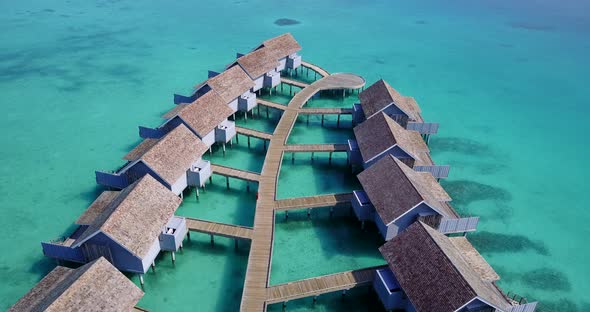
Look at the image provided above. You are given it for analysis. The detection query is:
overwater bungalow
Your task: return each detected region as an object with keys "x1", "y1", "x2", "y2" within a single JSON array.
[
  {"x1": 228, "y1": 46, "x2": 281, "y2": 92},
  {"x1": 374, "y1": 221, "x2": 537, "y2": 312},
  {"x1": 174, "y1": 65, "x2": 257, "y2": 115},
  {"x1": 159, "y1": 90, "x2": 236, "y2": 149},
  {"x1": 96, "y1": 123, "x2": 210, "y2": 195},
  {"x1": 255, "y1": 33, "x2": 302, "y2": 73},
  {"x1": 353, "y1": 155, "x2": 477, "y2": 240},
  {"x1": 348, "y1": 112, "x2": 450, "y2": 178},
  {"x1": 352, "y1": 79, "x2": 439, "y2": 139},
  {"x1": 9, "y1": 257, "x2": 143, "y2": 312},
  {"x1": 41, "y1": 175, "x2": 187, "y2": 282}
]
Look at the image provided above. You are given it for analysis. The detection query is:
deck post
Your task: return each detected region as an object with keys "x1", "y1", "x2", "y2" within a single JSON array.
[
  {"x1": 321, "y1": 114, "x2": 324, "y2": 126},
  {"x1": 337, "y1": 114, "x2": 341, "y2": 128},
  {"x1": 311, "y1": 152, "x2": 314, "y2": 161},
  {"x1": 291, "y1": 152, "x2": 295, "y2": 163},
  {"x1": 329, "y1": 152, "x2": 333, "y2": 165},
  {"x1": 313, "y1": 295, "x2": 318, "y2": 304},
  {"x1": 209, "y1": 176, "x2": 212, "y2": 183},
  {"x1": 180, "y1": 191, "x2": 184, "y2": 200},
  {"x1": 226, "y1": 176, "x2": 230, "y2": 189},
  {"x1": 307, "y1": 208, "x2": 311, "y2": 218},
  {"x1": 235, "y1": 239, "x2": 238, "y2": 250},
  {"x1": 210, "y1": 234, "x2": 214, "y2": 246},
  {"x1": 151, "y1": 261, "x2": 156, "y2": 273},
  {"x1": 342, "y1": 289, "x2": 347, "y2": 297},
  {"x1": 222, "y1": 143, "x2": 226, "y2": 156},
  {"x1": 196, "y1": 187, "x2": 199, "y2": 199},
  {"x1": 330, "y1": 207, "x2": 334, "y2": 218},
  {"x1": 307, "y1": 114, "x2": 310, "y2": 126},
  {"x1": 285, "y1": 210, "x2": 289, "y2": 219},
  {"x1": 290, "y1": 84, "x2": 292, "y2": 95},
  {"x1": 172, "y1": 251, "x2": 176, "y2": 264},
  {"x1": 266, "y1": 106, "x2": 269, "y2": 118},
  {"x1": 248, "y1": 136, "x2": 251, "y2": 148},
  {"x1": 230, "y1": 139, "x2": 233, "y2": 149},
  {"x1": 236, "y1": 134, "x2": 239, "y2": 144},
  {"x1": 139, "y1": 274, "x2": 144, "y2": 286},
  {"x1": 244, "y1": 111, "x2": 248, "y2": 121},
  {"x1": 187, "y1": 231, "x2": 191, "y2": 241},
  {"x1": 209, "y1": 146, "x2": 212, "y2": 155},
  {"x1": 247, "y1": 182, "x2": 250, "y2": 192},
  {"x1": 257, "y1": 104, "x2": 260, "y2": 116}
]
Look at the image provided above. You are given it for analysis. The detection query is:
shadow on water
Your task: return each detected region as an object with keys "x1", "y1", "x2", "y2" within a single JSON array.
[{"x1": 441, "y1": 179, "x2": 513, "y2": 222}]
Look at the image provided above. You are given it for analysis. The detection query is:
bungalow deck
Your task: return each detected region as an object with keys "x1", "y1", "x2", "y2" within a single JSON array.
[
  {"x1": 236, "y1": 126, "x2": 273, "y2": 141},
  {"x1": 240, "y1": 69, "x2": 366, "y2": 311},
  {"x1": 301, "y1": 61, "x2": 330, "y2": 78},
  {"x1": 283, "y1": 143, "x2": 348, "y2": 153},
  {"x1": 256, "y1": 99, "x2": 287, "y2": 111},
  {"x1": 298, "y1": 107, "x2": 353, "y2": 115},
  {"x1": 265, "y1": 265, "x2": 387, "y2": 305}
]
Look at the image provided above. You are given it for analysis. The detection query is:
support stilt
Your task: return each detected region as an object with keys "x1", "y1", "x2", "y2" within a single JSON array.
[
  {"x1": 172, "y1": 251, "x2": 176, "y2": 264},
  {"x1": 234, "y1": 239, "x2": 238, "y2": 250},
  {"x1": 226, "y1": 176, "x2": 229, "y2": 189},
  {"x1": 139, "y1": 274, "x2": 144, "y2": 286},
  {"x1": 337, "y1": 114, "x2": 341, "y2": 128},
  {"x1": 247, "y1": 136, "x2": 251, "y2": 148},
  {"x1": 210, "y1": 234, "x2": 214, "y2": 246},
  {"x1": 321, "y1": 114, "x2": 324, "y2": 126},
  {"x1": 329, "y1": 152, "x2": 333, "y2": 165},
  {"x1": 285, "y1": 211, "x2": 289, "y2": 219}
]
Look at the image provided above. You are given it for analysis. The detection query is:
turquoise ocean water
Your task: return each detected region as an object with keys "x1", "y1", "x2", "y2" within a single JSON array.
[{"x1": 1, "y1": 0, "x2": 589, "y2": 311}]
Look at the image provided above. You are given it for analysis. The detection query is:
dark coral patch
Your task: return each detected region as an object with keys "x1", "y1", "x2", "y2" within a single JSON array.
[
  {"x1": 521, "y1": 268, "x2": 571, "y2": 291},
  {"x1": 469, "y1": 231, "x2": 549, "y2": 255},
  {"x1": 429, "y1": 137, "x2": 492, "y2": 157},
  {"x1": 274, "y1": 18, "x2": 301, "y2": 26}
]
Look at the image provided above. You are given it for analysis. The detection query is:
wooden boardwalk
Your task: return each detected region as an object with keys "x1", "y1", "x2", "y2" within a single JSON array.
[
  {"x1": 184, "y1": 217, "x2": 254, "y2": 240},
  {"x1": 298, "y1": 108, "x2": 353, "y2": 115},
  {"x1": 211, "y1": 164, "x2": 261, "y2": 182},
  {"x1": 265, "y1": 265, "x2": 386, "y2": 304},
  {"x1": 301, "y1": 61, "x2": 330, "y2": 78},
  {"x1": 284, "y1": 144, "x2": 348, "y2": 153},
  {"x1": 240, "y1": 72, "x2": 365, "y2": 311},
  {"x1": 274, "y1": 193, "x2": 353, "y2": 211},
  {"x1": 280, "y1": 77, "x2": 309, "y2": 89},
  {"x1": 256, "y1": 99, "x2": 287, "y2": 111},
  {"x1": 236, "y1": 126, "x2": 273, "y2": 141}
]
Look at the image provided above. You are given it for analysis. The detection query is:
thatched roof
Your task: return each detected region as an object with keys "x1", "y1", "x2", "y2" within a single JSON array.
[
  {"x1": 261, "y1": 33, "x2": 302, "y2": 58},
  {"x1": 73, "y1": 175, "x2": 181, "y2": 259},
  {"x1": 379, "y1": 222, "x2": 511, "y2": 312},
  {"x1": 359, "y1": 79, "x2": 422, "y2": 121},
  {"x1": 353, "y1": 113, "x2": 432, "y2": 166},
  {"x1": 233, "y1": 47, "x2": 280, "y2": 79},
  {"x1": 123, "y1": 124, "x2": 208, "y2": 185},
  {"x1": 163, "y1": 91, "x2": 233, "y2": 137},
  {"x1": 357, "y1": 155, "x2": 456, "y2": 224},
  {"x1": 9, "y1": 257, "x2": 143, "y2": 312},
  {"x1": 207, "y1": 66, "x2": 254, "y2": 103},
  {"x1": 76, "y1": 191, "x2": 120, "y2": 225}
]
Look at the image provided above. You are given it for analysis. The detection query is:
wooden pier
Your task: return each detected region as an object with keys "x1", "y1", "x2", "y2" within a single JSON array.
[
  {"x1": 240, "y1": 72, "x2": 366, "y2": 311},
  {"x1": 301, "y1": 61, "x2": 330, "y2": 78},
  {"x1": 274, "y1": 193, "x2": 353, "y2": 211},
  {"x1": 280, "y1": 77, "x2": 309, "y2": 89},
  {"x1": 265, "y1": 265, "x2": 386, "y2": 305},
  {"x1": 185, "y1": 217, "x2": 254, "y2": 240},
  {"x1": 298, "y1": 108, "x2": 353, "y2": 115},
  {"x1": 256, "y1": 99, "x2": 287, "y2": 111},
  {"x1": 236, "y1": 126, "x2": 273, "y2": 141},
  {"x1": 211, "y1": 164, "x2": 261, "y2": 183},
  {"x1": 284, "y1": 144, "x2": 348, "y2": 153}
]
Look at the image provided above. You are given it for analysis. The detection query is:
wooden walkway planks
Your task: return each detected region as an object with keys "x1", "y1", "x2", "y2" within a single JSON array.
[
  {"x1": 257, "y1": 99, "x2": 287, "y2": 111},
  {"x1": 274, "y1": 193, "x2": 353, "y2": 211},
  {"x1": 298, "y1": 108, "x2": 353, "y2": 115},
  {"x1": 265, "y1": 265, "x2": 387, "y2": 304},
  {"x1": 280, "y1": 77, "x2": 309, "y2": 89},
  {"x1": 240, "y1": 73, "x2": 366, "y2": 312},
  {"x1": 236, "y1": 126, "x2": 273, "y2": 141},
  {"x1": 283, "y1": 144, "x2": 348, "y2": 153},
  {"x1": 184, "y1": 217, "x2": 254, "y2": 240},
  {"x1": 301, "y1": 61, "x2": 330, "y2": 78},
  {"x1": 211, "y1": 164, "x2": 261, "y2": 182}
]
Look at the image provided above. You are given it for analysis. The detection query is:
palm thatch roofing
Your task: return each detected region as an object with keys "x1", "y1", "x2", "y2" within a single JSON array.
[
  {"x1": 260, "y1": 33, "x2": 302, "y2": 59},
  {"x1": 233, "y1": 46, "x2": 280, "y2": 79},
  {"x1": 379, "y1": 222, "x2": 511, "y2": 312},
  {"x1": 353, "y1": 112, "x2": 432, "y2": 166},
  {"x1": 162, "y1": 91, "x2": 234, "y2": 137},
  {"x1": 357, "y1": 155, "x2": 456, "y2": 224},
  {"x1": 123, "y1": 124, "x2": 208, "y2": 185},
  {"x1": 73, "y1": 175, "x2": 181, "y2": 259},
  {"x1": 75, "y1": 191, "x2": 120, "y2": 225},
  {"x1": 359, "y1": 79, "x2": 423, "y2": 122},
  {"x1": 9, "y1": 257, "x2": 143, "y2": 312},
  {"x1": 207, "y1": 66, "x2": 254, "y2": 103}
]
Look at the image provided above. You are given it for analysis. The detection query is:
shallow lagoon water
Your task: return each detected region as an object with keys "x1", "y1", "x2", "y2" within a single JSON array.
[{"x1": 1, "y1": 0, "x2": 589, "y2": 311}]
